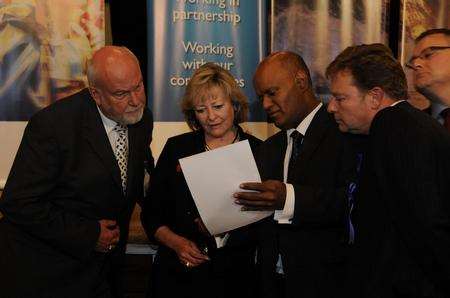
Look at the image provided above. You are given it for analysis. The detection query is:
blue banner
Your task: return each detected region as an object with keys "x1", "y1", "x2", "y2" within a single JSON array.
[{"x1": 148, "y1": 0, "x2": 267, "y2": 121}]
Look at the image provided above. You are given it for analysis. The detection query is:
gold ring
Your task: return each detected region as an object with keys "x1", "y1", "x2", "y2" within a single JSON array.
[{"x1": 185, "y1": 262, "x2": 191, "y2": 267}]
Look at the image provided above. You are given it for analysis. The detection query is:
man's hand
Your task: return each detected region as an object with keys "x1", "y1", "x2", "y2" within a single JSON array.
[
  {"x1": 95, "y1": 219, "x2": 120, "y2": 253},
  {"x1": 234, "y1": 180, "x2": 286, "y2": 211}
]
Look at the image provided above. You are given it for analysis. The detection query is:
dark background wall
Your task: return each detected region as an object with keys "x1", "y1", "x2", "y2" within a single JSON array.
[{"x1": 109, "y1": 1, "x2": 149, "y2": 91}]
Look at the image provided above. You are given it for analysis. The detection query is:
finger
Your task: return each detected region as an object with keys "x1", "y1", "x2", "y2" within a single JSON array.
[
  {"x1": 239, "y1": 182, "x2": 266, "y2": 191},
  {"x1": 190, "y1": 258, "x2": 207, "y2": 267},
  {"x1": 185, "y1": 254, "x2": 208, "y2": 266},
  {"x1": 237, "y1": 199, "x2": 275, "y2": 207},
  {"x1": 234, "y1": 190, "x2": 277, "y2": 206},
  {"x1": 180, "y1": 250, "x2": 208, "y2": 265},
  {"x1": 180, "y1": 257, "x2": 206, "y2": 267},
  {"x1": 234, "y1": 191, "x2": 265, "y2": 201},
  {"x1": 188, "y1": 246, "x2": 210, "y2": 260},
  {"x1": 187, "y1": 242, "x2": 210, "y2": 260},
  {"x1": 241, "y1": 205, "x2": 276, "y2": 211}
]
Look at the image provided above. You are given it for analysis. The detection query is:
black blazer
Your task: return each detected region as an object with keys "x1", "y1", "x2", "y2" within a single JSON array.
[
  {"x1": 256, "y1": 104, "x2": 356, "y2": 298},
  {"x1": 0, "y1": 89, "x2": 153, "y2": 298},
  {"x1": 140, "y1": 127, "x2": 261, "y2": 298},
  {"x1": 350, "y1": 101, "x2": 450, "y2": 298}
]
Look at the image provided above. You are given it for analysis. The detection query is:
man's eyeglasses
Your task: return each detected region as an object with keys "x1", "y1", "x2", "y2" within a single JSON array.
[{"x1": 406, "y1": 46, "x2": 450, "y2": 69}]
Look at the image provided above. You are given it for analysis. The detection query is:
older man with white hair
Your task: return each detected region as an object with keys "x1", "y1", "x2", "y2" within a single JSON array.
[{"x1": 0, "y1": 46, "x2": 153, "y2": 298}]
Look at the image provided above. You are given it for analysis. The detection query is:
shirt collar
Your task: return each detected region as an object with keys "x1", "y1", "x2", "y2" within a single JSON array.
[
  {"x1": 287, "y1": 102, "x2": 323, "y2": 137},
  {"x1": 390, "y1": 100, "x2": 405, "y2": 107},
  {"x1": 97, "y1": 105, "x2": 119, "y2": 134}
]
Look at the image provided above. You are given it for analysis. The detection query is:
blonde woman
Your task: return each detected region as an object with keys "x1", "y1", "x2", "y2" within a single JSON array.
[{"x1": 141, "y1": 63, "x2": 261, "y2": 298}]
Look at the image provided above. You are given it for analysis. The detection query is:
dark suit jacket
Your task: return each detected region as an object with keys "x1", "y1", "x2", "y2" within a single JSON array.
[
  {"x1": 350, "y1": 101, "x2": 450, "y2": 298},
  {"x1": 256, "y1": 104, "x2": 356, "y2": 298},
  {"x1": 0, "y1": 89, "x2": 153, "y2": 298},
  {"x1": 141, "y1": 127, "x2": 262, "y2": 298}
]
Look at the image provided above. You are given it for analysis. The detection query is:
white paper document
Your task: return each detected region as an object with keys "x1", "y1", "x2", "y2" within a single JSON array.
[{"x1": 179, "y1": 140, "x2": 273, "y2": 235}]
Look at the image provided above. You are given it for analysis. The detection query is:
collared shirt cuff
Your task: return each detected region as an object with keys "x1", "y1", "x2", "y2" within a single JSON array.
[{"x1": 274, "y1": 183, "x2": 295, "y2": 224}]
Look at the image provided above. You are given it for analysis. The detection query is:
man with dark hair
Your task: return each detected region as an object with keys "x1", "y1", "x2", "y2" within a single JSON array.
[
  {"x1": 407, "y1": 28, "x2": 450, "y2": 132},
  {"x1": 327, "y1": 43, "x2": 450, "y2": 298},
  {"x1": 234, "y1": 51, "x2": 355, "y2": 298},
  {"x1": 0, "y1": 46, "x2": 153, "y2": 298}
]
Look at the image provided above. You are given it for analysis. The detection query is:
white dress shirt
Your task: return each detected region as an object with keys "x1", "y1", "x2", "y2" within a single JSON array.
[
  {"x1": 274, "y1": 102, "x2": 323, "y2": 274},
  {"x1": 274, "y1": 102, "x2": 323, "y2": 224},
  {"x1": 97, "y1": 106, "x2": 129, "y2": 158}
]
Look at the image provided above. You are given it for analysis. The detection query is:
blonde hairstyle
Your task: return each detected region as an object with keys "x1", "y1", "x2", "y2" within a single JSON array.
[{"x1": 181, "y1": 62, "x2": 248, "y2": 130}]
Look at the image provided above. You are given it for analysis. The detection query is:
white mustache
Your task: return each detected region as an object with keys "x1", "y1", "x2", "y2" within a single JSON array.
[{"x1": 126, "y1": 107, "x2": 143, "y2": 113}]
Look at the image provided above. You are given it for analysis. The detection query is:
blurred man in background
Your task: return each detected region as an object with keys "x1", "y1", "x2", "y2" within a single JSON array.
[{"x1": 408, "y1": 28, "x2": 450, "y2": 132}]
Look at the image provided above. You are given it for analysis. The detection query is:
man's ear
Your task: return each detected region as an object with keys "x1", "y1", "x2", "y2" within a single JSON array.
[
  {"x1": 89, "y1": 87, "x2": 101, "y2": 106},
  {"x1": 367, "y1": 87, "x2": 384, "y2": 109},
  {"x1": 294, "y1": 71, "x2": 308, "y2": 90}
]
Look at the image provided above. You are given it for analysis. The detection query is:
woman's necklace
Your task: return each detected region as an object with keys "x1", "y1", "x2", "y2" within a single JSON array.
[{"x1": 204, "y1": 130, "x2": 240, "y2": 151}]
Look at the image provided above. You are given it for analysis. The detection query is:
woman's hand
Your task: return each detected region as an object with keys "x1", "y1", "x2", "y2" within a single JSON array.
[
  {"x1": 155, "y1": 226, "x2": 209, "y2": 268},
  {"x1": 172, "y1": 236, "x2": 210, "y2": 267}
]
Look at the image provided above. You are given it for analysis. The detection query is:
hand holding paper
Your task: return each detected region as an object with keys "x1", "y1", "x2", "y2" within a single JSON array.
[
  {"x1": 234, "y1": 180, "x2": 287, "y2": 211},
  {"x1": 179, "y1": 140, "x2": 272, "y2": 235}
]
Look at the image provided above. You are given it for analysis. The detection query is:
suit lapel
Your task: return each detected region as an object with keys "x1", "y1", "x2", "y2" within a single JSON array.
[
  {"x1": 296, "y1": 105, "x2": 331, "y2": 167},
  {"x1": 262, "y1": 132, "x2": 286, "y2": 181},
  {"x1": 274, "y1": 133, "x2": 287, "y2": 180},
  {"x1": 82, "y1": 98, "x2": 123, "y2": 191}
]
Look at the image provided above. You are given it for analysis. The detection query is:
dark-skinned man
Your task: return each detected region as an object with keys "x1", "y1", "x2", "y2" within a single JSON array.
[{"x1": 234, "y1": 51, "x2": 355, "y2": 298}]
